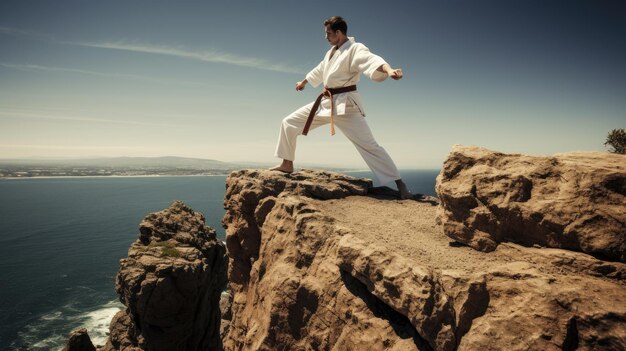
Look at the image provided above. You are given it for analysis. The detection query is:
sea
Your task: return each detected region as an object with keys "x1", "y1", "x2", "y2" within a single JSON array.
[{"x1": 0, "y1": 170, "x2": 439, "y2": 350}]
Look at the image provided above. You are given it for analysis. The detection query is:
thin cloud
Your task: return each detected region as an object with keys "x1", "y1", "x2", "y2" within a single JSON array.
[
  {"x1": 0, "y1": 110, "x2": 178, "y2": 128},
  {"x1": 0, "y1": 26, "x2": 34, "y2": 36},
  {"x1": 0, "y1": 25, "x2": 304, "y2": 74},
  {"x1": 74, "y1": 41, "x2": 305, "y2": 74},
  {"x1": 0, "y1": 25, "x2": 58, "y2": 42},
  {"x1": 0, "y1": 62, "x2": 215, "y2": 87}
]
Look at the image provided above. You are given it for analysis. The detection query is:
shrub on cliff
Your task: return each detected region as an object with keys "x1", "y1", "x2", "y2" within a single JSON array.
[
  {"x1": 605, "y1": 128, "x2": 626, "y2": 154},
  {"x1": 148, "y1": 240, "x2": 182, "y2": 257}
]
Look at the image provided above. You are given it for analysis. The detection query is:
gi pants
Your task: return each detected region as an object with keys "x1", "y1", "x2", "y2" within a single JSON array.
[{"x1": 274, "y1": 101, "x2": 401, "y2": 186}]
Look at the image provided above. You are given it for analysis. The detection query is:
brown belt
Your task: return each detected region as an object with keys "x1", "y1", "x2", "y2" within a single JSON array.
[{"x1": 302, "y1": 85, "x2": 357, "y2": 136}]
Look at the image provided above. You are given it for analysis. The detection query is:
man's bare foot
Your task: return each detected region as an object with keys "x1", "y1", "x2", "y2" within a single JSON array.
[
  {"x1": 269, "y1": 159, "x2": 294, "y2": 173},
  {"x1": 395, "y1": 179, "x2": 413, "y2": 200},
  {"x1": 269, "y1": 165, "x2": 293, "y2": 173}
]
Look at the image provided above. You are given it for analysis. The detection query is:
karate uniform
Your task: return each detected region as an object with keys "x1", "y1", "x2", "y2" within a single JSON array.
[{"x1": 274, "y1": 37, "x2": 401, "y2": 185}]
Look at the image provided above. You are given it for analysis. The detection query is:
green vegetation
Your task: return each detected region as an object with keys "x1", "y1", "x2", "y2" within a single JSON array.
[
  {"x1": 148, "y1": 240, "x2": 182, "y2": 258},
  {"x1": 605, "y1": 129, "x2": 626, "y2": 154},
  {"x1": 161, "y1": 247, "x2": 182, "y2": 257}
]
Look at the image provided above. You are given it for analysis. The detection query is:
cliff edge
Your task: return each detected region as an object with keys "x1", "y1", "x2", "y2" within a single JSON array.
[{"x1": 222, "y1": 151, "x2": 625, "y2": 350}]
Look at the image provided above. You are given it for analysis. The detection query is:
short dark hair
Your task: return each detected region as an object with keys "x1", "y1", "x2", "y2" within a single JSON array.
[{"x1": 324, "y1": 16, "x2": 347, "y2": 35}]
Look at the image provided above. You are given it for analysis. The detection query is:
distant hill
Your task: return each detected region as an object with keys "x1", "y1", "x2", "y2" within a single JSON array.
[
  {"x1": 0, "y1": 156, "x2": 240, "y2": 170},
  {"x1": 0, "y1": 157, "x2": 361, "y2": 179}
]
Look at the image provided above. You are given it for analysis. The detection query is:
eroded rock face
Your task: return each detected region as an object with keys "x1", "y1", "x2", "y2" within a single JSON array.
[
  {"x1": 338, "y1": 234, "x2": 457, "y2": 350},
  {"x1": 100, "y1": 201, "x2": 227, "y2": 351},
  {"x1": 436, "y1": 145, "x2": 626, "y2": 262},
  {"x1": 222, "y1": 169, "x2": 371, "y2": 289},
  {"x1": 222, "y1": 170, "x2": 437, "y2": 350},
  {"x1": 222, "y1": 168, "x2": 626, "y2": 351}
]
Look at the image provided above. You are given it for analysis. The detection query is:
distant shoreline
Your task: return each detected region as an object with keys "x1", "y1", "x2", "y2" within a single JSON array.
[{"x1": 0, "y1": 174, "x2": 232, "y2": 180}]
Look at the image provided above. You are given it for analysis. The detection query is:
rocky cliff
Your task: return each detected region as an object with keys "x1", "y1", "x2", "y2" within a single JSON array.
[
  {"x1": 66, "y1": 146, "x2": 625, "y2": 351},
  {"x1": 220, "y1": 164, "x2": 625, "y2": 351},
  {"x1": 68, "y1": 201, "x2": 228, "y2": 351}
]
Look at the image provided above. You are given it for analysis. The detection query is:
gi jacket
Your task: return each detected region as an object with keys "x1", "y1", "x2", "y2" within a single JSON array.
[{"x1": 305, "y1": 37, "x2": 388, "y2": 117}]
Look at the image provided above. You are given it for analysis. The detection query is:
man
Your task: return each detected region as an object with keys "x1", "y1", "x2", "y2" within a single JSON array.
[{"x1": 271, "y1": 16, "x2": 411, "y2": 199}]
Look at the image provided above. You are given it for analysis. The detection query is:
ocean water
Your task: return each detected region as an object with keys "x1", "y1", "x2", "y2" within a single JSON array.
[{"x1": 0, "y1": 170, "x2": 439, "y2": 350}]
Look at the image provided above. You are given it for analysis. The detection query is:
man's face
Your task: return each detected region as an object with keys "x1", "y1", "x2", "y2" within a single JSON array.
[{"x1": 324, "y1": 25, "x2": 341, "y2": 46}]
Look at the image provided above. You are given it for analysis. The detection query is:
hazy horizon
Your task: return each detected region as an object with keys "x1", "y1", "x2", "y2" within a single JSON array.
[
  {"x1": 0, "y1": 154, "x2": 440, "y2": 171},
  {"x1": 1, "y1": 1, "x2": 624, "y2": 169}
]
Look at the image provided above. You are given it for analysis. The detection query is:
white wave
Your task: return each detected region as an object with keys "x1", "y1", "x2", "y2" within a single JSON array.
[
  {"x1": 40, "y1": 310, "x2": 63, "y2": 321},
  {"x1": 80, "y1": 300, "x2": 123, "y2": 346},
  {"x1": 31, "y1": 334, "x2": 66, "y2": 349},
  {"x1": 10, "y1": 299, "x2": 123, "y2": 350}
]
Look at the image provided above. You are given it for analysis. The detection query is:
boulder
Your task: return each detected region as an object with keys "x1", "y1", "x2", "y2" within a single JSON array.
[{"x1": 436, "y1": 145, "x2": 626, "y2": 262}]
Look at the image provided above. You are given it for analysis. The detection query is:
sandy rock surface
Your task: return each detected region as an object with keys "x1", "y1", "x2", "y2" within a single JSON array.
[{"x1": 323, "y1": 195, "x2": 626, "y2": 350}]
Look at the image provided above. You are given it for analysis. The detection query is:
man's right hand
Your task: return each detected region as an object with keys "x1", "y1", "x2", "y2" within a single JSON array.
[{"x1": 296, "y1": 79, "x2": 307, "y2": 91}]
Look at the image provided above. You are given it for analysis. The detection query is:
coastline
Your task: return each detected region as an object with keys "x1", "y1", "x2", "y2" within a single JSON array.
[{"x1": 0, "y1": 173, "x2": 232, "y2": 180}]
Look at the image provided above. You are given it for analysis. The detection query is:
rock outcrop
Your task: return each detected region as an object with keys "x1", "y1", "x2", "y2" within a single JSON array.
[
  {"x1": 63, "y1": 328, "x2": 96, "y2": 351},
  {"x1": 436, "y1": 145, "x2": 626, "y2": 262},
  {"x1": 221, "y1": 168, "x2": 626, "y2": 350},
  {"x1": 222, "y1": 170, "x2": 436, "y2": 351},
  {"x1": 97, "y1": 201, "x2": 227, "y2": 351}
]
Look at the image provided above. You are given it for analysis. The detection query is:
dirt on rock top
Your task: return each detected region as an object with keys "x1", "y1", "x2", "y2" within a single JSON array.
[{"x1": 320, "y1": 195, "x2": 626, "y2": 283}]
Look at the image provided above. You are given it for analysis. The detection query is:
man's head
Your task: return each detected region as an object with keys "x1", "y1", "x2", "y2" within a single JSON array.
[{"x1": 324, "y1": 16, "x2": 348, "y2": 47}]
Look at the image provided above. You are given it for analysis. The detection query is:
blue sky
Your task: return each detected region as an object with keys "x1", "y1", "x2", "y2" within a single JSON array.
[{"x1": 1, "y1": 0, "x2": 624, "y2": 169}]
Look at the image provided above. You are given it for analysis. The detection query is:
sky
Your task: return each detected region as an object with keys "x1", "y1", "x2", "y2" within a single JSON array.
[{"x1": 0, "y1": 0, "x2": 624, "y2": 169}]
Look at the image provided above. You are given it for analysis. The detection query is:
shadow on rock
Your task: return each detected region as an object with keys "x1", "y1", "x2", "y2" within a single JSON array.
[
  {"x1": 368, "y1": 186, "x2": 439, "y2": 205},
  {"x1": 340, "y1": 270, "x2": 434, "y2": 351}
]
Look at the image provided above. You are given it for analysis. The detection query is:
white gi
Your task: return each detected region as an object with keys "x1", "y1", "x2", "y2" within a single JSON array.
[{"x1": 274, "y1": 37, "x2": 401, "y2": 185}]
